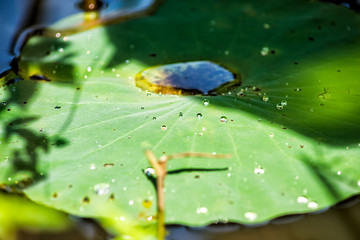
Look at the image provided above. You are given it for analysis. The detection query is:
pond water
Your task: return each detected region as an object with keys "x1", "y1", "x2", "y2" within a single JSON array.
[{"x1": 1, "y1": 1, "x2": 360, "y2": 239}]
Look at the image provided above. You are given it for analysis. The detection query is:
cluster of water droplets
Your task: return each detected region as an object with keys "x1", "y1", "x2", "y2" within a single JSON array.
[
  {"x1": 93, "y1": 183, "x2": 110, "y2": 196},
  {"x1": 297, "y1": 196, "x2": 319, "y2": 209},
  {"x1": 276, "y1": 100, "x2": 287, "y2": 110},
  {"x1": 254, "y1": 166, "x2": 265, "y2": 175}
]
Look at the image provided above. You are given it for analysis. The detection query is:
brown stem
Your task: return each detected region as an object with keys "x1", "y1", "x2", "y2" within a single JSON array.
[
  {"x1": 145, "y1": 150, "x2": 166, "y2": 240},
  {"x1": 156, "y1": 173, "x2": 166, "y2": 239},
  {"x1": 145, "y1": 150, "x2": 231, "y2": 240}
]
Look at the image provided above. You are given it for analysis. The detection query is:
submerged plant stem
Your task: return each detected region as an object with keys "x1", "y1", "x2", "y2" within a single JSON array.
[{"x1": 145, "y1": 150, "x2": 231, "y2": 240}]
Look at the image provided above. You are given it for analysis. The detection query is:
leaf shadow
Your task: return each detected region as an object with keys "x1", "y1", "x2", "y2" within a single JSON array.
[
  {"x1": 99, "y1": 0, "x2": 360, "y2": 146},
  {"x1": 142, "y1": 167, "x2": 228, "y2": 191},
  {"x1": 0, "y1": 36, "x2": 81, "y2": 188}
]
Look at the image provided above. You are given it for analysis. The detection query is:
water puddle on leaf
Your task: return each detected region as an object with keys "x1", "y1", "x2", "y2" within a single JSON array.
[{"x1": 135, "y1": 61, "x2": 241, "y2": 95}]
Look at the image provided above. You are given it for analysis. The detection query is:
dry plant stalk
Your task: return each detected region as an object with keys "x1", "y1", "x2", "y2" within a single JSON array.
[{"x1": 145, "y1": 150, "x2": 231, "y2": 240}]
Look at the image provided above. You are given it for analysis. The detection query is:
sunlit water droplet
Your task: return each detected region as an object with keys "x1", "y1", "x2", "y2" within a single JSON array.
[
  {"x1": 276, "y1": 103, "x2": 284, "y2": 110},
  {"x1": 94, "y1": 183, "x2": 110, "y2": 196},
  {"x1": 264, "y1": 23, "x2": 271, "y2": 29},
  {"x1": 337, "y1": 171, "x2": 342, "y2": 175},
  {"x1": 254, "y1": 166, "x2": 265, "y2": 175},
  {"x1": 281, "y1": 100, "x2": 287, "y2": 106},
  {"x1": 89, "y1": 164, "x2": 96, "y2": 170},
  {"x1": 203, "y1": 99, "x2": 209, "y2": 106},
  {"x1": 135, "y1": 61, "x2": 241, "y2": 95},
  {"x1": 244, "y1": 212, "x2": 258, "y2": 221},
  {"x1": 357, "y1": 180, "x2": 360, "y2": 187},
  {"x1": 220, "y1": 116, "x2": 228, "y2": 123},
  {"x1": 87, "y1": 66, "x2": 92, "y2": 72},
  {"x1": 307, "y1": 201, "x2": 319, "y2": 209},
  {"x1": 297, "y1": 196, "x2": 309, "y2": 204},
  {"x1": 260, "y1": 47, "x2": 269, "y2": 56},
  {"x1": 144, "y1": 168, "x2": 155, "y2": 177},
  {"x1": 129, "y1": 200, "x2": 134, "y2": 206},
  {"x1": 196, "y1": 207, "x2": 208, "y2": 214},
  {"x1": 269, "y1": 133, "x2": 274, "y2": 138},
  {"x1": 262, "y1": 95, "x2": 269, "y2": 102},
  {"x1": 143, "y1": 199, "x2": 152, "y2": 209},
  {"x1": 161, "y1": 125, "x2": 167, "y2": 131},
  {"x1": 197, "y1": 113, "x2": 203, "y2": 118}
]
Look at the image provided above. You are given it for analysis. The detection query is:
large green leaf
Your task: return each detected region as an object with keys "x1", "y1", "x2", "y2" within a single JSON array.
[{"x1": 1, "y1": 0, "x2": 360, "y2": 227}]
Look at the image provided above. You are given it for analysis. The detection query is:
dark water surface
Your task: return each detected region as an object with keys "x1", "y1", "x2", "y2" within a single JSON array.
[{"x1": 1, "y1": 1, "x2": 360, "y2": 240}]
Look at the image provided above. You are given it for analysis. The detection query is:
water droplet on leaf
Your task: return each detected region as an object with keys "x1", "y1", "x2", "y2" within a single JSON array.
[
  {"x1": 196, "y1": 207, "x2": 208, "y2": 214},
  {"x1": 244, "y1": 212, "x2": 258, "y2": 221},
  {"x1": 161, "y1": 125, "x2": 167, "y2": 131},
  {"x1": 94, "y1": 183, "x2": 110, "y2": 196},
  {"x1": 143, "y1": 199, "x2": 152, "y2": 209},
  {"x1": 307, "y1": 201, "x2": 318, "y2": 209},
  {"x1": 260, "y1": 47, "x2": 269, "y2": 56},
  {"x1": 220, "y1": 116, "x2": 228, "y2": 123},
  {"x1": 297, "y1": 196, "x2": 308, "y2": 204},
  {"x1": 262, "y1": 95, "x2": 269, "y2": 102},
  {"x1": 254, "y1": 166, "x2": 265, "y2": 175},
  {"x1": 145, "y1": 168, "x2": 156, "y2": 177},
  {"x1": 276, "y1": 103, "x2": 284, "y2": 110},
  {"x1": 197, "y1": 113, "x2": 203, "y2": 118},
  {"x1": 203, "y1": 99, "x2": 209, "y2": 106},
  {"x1": 264, "y1": 23, "x2": 271, "y2": 29}
]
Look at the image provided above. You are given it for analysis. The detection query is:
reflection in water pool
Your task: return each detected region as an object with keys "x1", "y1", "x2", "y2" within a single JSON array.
[{"x1": 135, "y1": 61, "x2": 241, "y2": 95}]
